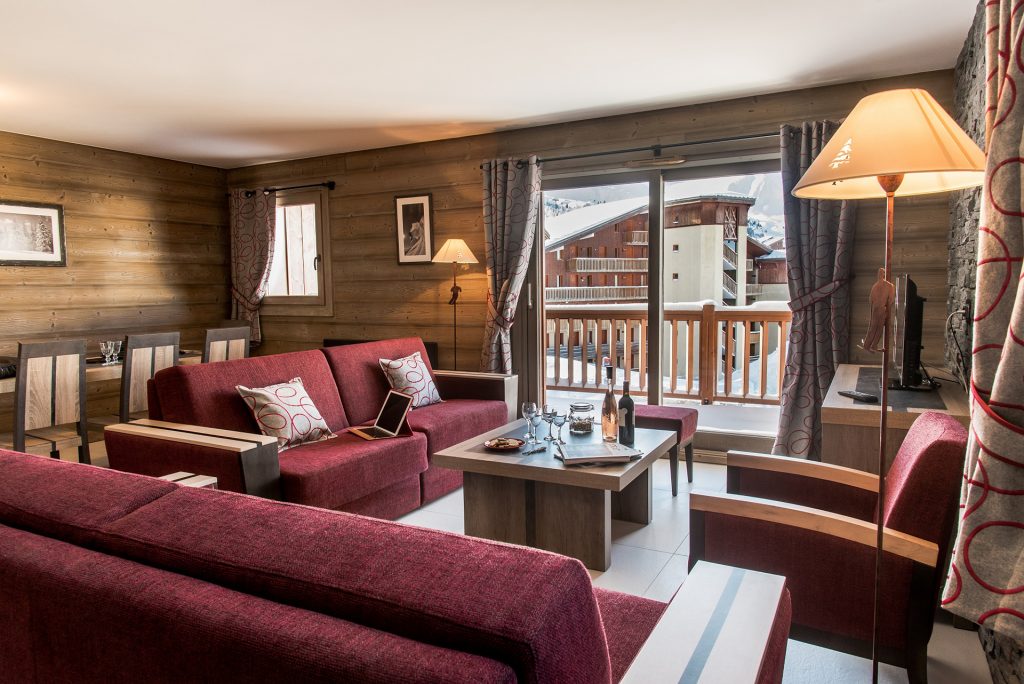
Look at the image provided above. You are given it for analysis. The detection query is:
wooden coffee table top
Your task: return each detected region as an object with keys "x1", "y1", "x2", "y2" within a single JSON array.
[{"x1": 433, "y1": 419, "x2": 676, "y2": 492}]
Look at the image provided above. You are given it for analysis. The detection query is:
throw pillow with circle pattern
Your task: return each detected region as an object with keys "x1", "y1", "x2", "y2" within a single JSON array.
[
  {"x1": 236, "y1": 377, "x2": 335, "y2": 451},
  {"x1": 379, "y1": 351, "x2": 442, "y2": 409}
]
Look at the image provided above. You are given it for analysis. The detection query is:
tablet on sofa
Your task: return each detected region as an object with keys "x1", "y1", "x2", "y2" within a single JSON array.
[{"x1": 349, "y1": 390, "x2": 414, "y2": 440}]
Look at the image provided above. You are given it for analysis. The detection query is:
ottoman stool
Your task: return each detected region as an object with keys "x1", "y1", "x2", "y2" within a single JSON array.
[{"x1": 634, "y1": 405, "x2": 697, "y2": 496}]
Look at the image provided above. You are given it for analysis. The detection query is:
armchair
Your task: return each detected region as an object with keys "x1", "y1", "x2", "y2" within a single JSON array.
[{"x1": 689, "y1": 412, "x2": 967, "y2": 684}]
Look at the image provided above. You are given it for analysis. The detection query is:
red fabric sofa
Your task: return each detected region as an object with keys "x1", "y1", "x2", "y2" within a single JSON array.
[
  {"x1": 0, "y1": 449, "x2": 665, "y2": 683},
  {"x1": 106, "y1": 338, "x2": 514, "y2": 519}
]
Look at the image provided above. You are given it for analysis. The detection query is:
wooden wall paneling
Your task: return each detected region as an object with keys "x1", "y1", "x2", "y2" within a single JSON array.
[{"x1": 0, "y1": 132, "x2": 230, "y2": 422}]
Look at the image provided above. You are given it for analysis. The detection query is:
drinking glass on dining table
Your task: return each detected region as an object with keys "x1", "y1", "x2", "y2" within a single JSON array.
[
  {"x1": 542, "y1": 404, "x2": 556, "y2": 441},
  {"x1": 522, "y1": 402, "x2": 538, "y2": 442},
  {"x1": 552, "y1": 411, "x2": 567, "y2": 444}
]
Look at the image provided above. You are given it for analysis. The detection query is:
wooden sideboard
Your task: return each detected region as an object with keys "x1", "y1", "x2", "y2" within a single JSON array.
[{"x1": 821, "y1": 364, "x2": 969, "y2": 474}]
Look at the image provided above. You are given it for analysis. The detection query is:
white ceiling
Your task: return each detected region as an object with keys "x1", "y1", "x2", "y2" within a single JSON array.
[{"x1": 0, "y1": 1, "x2": 977, "y2": 169}]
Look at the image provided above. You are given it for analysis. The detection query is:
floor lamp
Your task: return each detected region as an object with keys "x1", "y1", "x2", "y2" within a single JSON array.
[
  {"x1": 792, "y1": 89, "x2": 985, "y2": 682},
  {"x1": 432, "y1": 238, "x2": 478, "y2": 370}
]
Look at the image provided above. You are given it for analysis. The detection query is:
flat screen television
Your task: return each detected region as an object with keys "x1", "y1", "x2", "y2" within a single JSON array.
[{"x1": 892, "y1": 274, "x2": 926, "y2": 389}]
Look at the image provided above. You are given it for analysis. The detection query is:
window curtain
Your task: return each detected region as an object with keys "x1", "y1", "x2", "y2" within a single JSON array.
[
  {"x1": 228, "y1": 189, "x2": 276, "y2": 344},
  {"x1": 480, "y1": 157, "x2": 541, "y2": 374},
  {"x1": 772, "y1": 122, "x2": 857, "y2": 460},
  {"x1": 942, "y1": 0, "x2": 1024, "y2": 643}
]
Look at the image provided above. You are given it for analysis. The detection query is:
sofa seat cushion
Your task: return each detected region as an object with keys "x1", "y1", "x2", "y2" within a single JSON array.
[
  {"x1": 100, "y1": 488, "x2": 613, "y2": 683},
  {"x1": 405, "y1": 399, "x2": 509, "y2": 456},
  {"x1": 154, "y1": 350, "x2": 348, "y2": 434},
  {"x1": 593, "y1": 587, "x2": 667, "y2": 682},
  {"x1": 0, "y1": 450, "x2": 175, "y2": 546},
  {"x1": 0, "y1": 524, "x2": 515, "y2": 684},
  {"x1": 278, "y1": 432, "x2": 429, "y2": 510},
  {"x1": 322, "y1": 338, "x2": 435, "y2": 426}
]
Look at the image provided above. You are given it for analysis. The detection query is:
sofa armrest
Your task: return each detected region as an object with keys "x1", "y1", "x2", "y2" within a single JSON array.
[
  {"x1": 727, "y1": 451, "x2": 879, "y2": 491},
  {"x1": 434, "y1": 371, "x2": 518, "y2": 422},
  {"x1": 726, "y1": 450, "x2": 879, "y2": 521},
  {"x1": 690, "y1": 490, "x2": 936, "y2": 567},
  {"x1": 621, "y1": 561, "x2": 790, "y2": 684},
  {"x1": 104, "y1": 420, "x2": 281, "y2": 500}
]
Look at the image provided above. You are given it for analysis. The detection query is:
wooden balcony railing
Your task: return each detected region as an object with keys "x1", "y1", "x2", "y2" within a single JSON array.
[
  {"x1": 723, "y1": 244, "x2": 739, "y2": 270},
  {"x1": 723, "y1": 272, "x2": 738, "y2": 298},
  {"x1": 544, "y1": 301, "x2": 791, "y2": 405},
  {"x1": 626, "y1": 231, "x2": 648, "y2": 245},
  {"x1": 570, "y1": 257, "x2": 648, "y2": 273},
  {"x1": 545, "y1": 286, "x2": 648, "y2": 303}
]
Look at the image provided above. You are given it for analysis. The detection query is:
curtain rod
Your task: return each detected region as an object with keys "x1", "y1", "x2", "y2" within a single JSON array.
[
  {"x1": 233, "y1": 181, "x2": 336, "y2": 198},
  {"x1": 479, "y1": 131, "x2": 779, "y2": 169}
]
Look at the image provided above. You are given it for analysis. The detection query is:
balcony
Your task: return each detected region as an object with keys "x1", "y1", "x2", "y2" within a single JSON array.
[
  {"x1": 545, "y1": 286, "x2": 648, "y2": 303},
  {"x1": 626, "y1": 231, "x2": 648, "y2": 245},
  {"x1": 570, "y1": 257, "x2": 648, "y2": 273},
  {"x1": 723, "y1": 244, "x2": 739, "y2": 271},
  {"x1": 545, "y1": 301, "x2": 792, "y2": 405},
  {"x1": 723, "y1": 272, "x2": 738, "y2": 299}
]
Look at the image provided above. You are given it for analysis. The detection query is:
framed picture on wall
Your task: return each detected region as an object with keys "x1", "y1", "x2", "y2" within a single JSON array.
[
  {"x1": 0, "y1": 201, "x2": 67, "y2": 267},
  {"x1": 395, "y1": 193, "x2": 433, "y2": 264}
]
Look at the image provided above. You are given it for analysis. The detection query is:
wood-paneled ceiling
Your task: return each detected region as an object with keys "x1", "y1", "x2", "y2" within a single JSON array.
[{"x1": 0, "y1": 0, "x2": 976, "y2": 168}]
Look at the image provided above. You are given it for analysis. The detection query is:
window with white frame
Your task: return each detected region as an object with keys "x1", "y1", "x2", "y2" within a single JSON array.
[{"x1": 262, "y1": 188, "x2": 334, "y2": 316}]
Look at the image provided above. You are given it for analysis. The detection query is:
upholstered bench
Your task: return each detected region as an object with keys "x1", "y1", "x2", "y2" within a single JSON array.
[{"x1": 635, "y1": 405, "x2": 697, "y2": 496}]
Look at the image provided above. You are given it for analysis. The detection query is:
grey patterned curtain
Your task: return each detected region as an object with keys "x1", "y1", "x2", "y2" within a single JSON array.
[
  {"x1": 943, "y1": 0, "x2": 1024, "y2": 644},
  {"x1": 228, "y1": 189, "x2": 276, "y2": 344},
  {"x1": 480, "y1": 157, "x2": 541, "y2": 373},
  {"x1": 772, "y1": 122, "x2": 857, "y2": 460}
]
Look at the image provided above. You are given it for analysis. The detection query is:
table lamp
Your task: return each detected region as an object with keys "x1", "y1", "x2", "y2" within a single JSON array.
[
  {"x1": 792, "y1": 88, "x2": 985, "y2": 682},
  {"x1": 432, "y1": 238, "x2": 478, "y2": 369}
]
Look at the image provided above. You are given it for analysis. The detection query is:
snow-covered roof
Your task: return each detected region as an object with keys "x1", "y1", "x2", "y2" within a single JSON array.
[
  {"x1": 544, "y1": 191, "x2": 756, "y2": 251},
  {"x1": 757, "y1": 249, "x2": 787, "y2": 261}
]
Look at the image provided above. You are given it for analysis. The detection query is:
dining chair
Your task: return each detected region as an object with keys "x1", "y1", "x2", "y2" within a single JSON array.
[
  {"x1": 202, "y1": 325, "x2": 251, "y2": 363},
  {"x1": 88, "y1": 332, "x2": 180, "y2": 429},
  {"x1": 0, "y1": 340, "x2": 90, "y2": 463}
]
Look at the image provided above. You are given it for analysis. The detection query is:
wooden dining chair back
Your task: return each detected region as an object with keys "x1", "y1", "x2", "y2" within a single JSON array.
[
  {"x1": 203, "y1": 326, "x2": 250, "y2": 363},
  {"x1": 90, "y1": 332, "x2": 181, "y2": 433},
  {"x1": 1, "y1": 340, "x2": 90, "y2": 463},
  {"x1": 120, "y1": 332, "x2": 180, "y2": 421}
]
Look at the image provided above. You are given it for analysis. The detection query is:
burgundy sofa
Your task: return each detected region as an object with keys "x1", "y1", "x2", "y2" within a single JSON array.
[
  {"x1": 106, "y1": 338, "x2": 514, "y2": 519},
  {"x1": 0, "y1": 449, "x2": 668, "y2": 683}
]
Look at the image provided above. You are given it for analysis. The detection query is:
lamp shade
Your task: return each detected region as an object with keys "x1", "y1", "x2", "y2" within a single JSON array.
[
  {"x1": 432, "y1": 238, "x2": 478, "y2": 264},
  {"x1": 792, "y1": 89, "x2": 986, "y2": 200}
]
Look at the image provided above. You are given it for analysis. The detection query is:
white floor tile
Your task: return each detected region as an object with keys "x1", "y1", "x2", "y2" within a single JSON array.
[
  {"x1": 589, "y1": 544, "x2": 673, "y2": 595},
  {"x1": 643, "y1": 553, "x2": 690, "y2": 602},
  {"x1": 398, "y1": 510, "x2": 464, "y2": 534},
  {"x1": 420, "y1": 489, "x2": 464, "y2": 517},
  {"x1": 612, "y1": 491, "x2": 690, "y2": 554}
]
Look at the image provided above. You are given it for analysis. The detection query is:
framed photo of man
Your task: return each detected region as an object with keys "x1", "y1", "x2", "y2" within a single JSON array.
[
  {"x1": 394, "y1": 194, "x2": 433, "y2": 264},
  {"x1": 0, "y1": 201, "x2": 67, "y2": 267}
]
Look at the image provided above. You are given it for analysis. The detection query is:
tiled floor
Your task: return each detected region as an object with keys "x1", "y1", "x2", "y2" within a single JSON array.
[{"x1": 400, "y1": 458, "x2": 993, "y2": 684}]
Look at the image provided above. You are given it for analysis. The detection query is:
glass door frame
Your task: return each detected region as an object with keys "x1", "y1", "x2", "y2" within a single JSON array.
[{"x1": 517, "y1": 158, "x2": 780, "y2": 408}]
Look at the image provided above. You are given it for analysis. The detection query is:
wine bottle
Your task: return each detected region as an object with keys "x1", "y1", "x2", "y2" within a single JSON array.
[
  {"x1": 601, "y1": 364, "x2": 618, "y2": 442},
  {"x1": 618, "y1": 381, "x2": 635, "y2": 445}
]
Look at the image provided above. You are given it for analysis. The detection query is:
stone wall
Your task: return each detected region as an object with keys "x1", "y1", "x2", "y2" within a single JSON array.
[{"x1": 948, "y1": 0, "x2": 986, "y2": 374}]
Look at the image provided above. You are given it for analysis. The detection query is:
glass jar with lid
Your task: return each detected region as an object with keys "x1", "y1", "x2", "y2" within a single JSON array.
[{"x1": 568, "y1": 402, "x2": 595, "y2": 434}]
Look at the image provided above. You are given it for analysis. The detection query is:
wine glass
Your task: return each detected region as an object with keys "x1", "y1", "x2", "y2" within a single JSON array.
[
  {"x1": 529, "y1": 413, "x2": 544, "y2": 445},
  {"x1": 99, "y1": 341, "x2": 113, "y2": 365},
  {"x1": 542, "y1": 404, "x2": 556, "y2": 441},
  {"x1": 552, "y1": 411, "x2": 567, "y2": 444},
  {"x1": 111, "y1": 340, "x2": 122, "y2": 364},
  {"x1": 522, "y1": 402, "x2": 537, "y2": 441}
]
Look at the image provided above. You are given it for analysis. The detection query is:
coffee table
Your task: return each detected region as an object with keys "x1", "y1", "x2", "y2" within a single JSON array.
[{"x1": 433, "y1": 419, "x2": 677, "y2": 570}]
